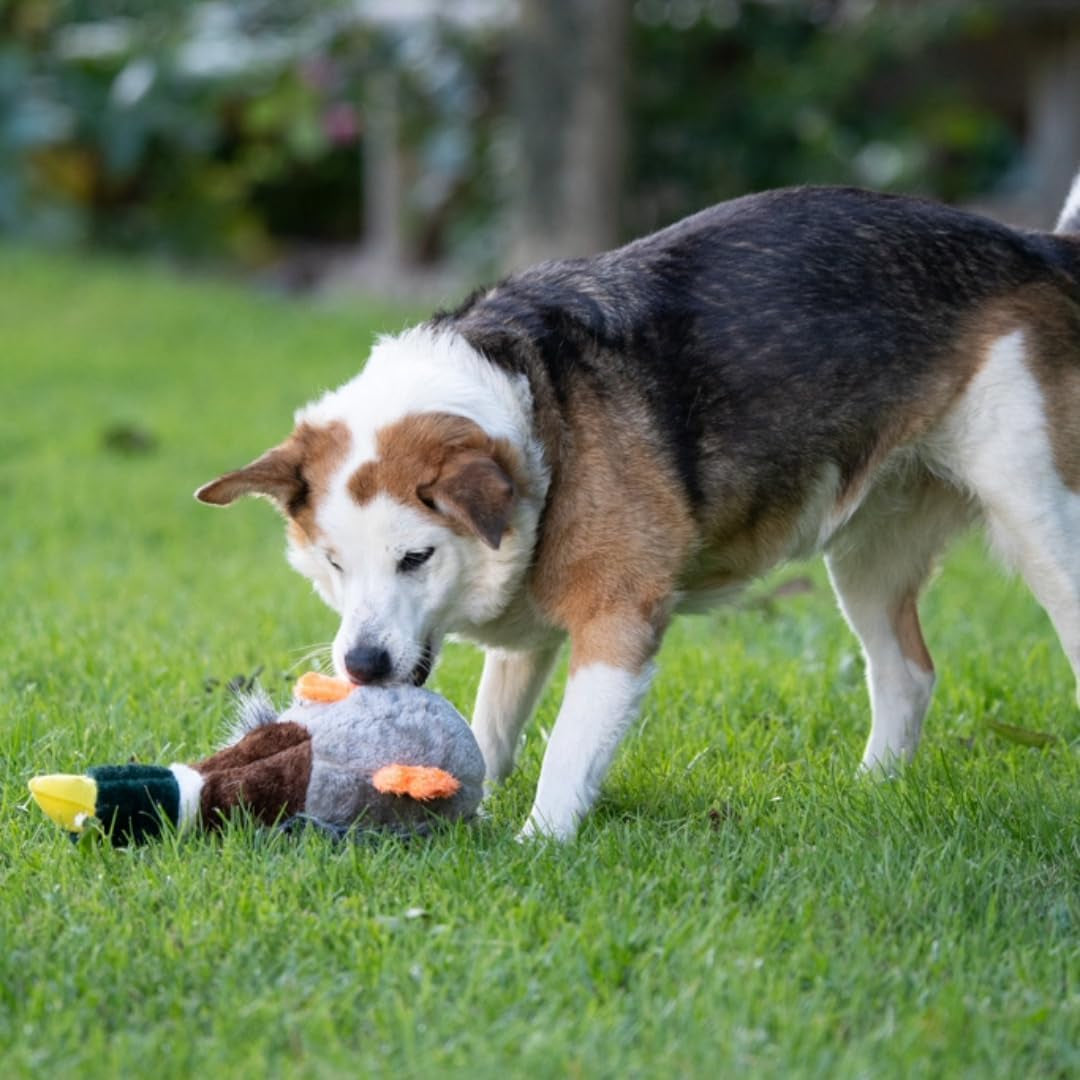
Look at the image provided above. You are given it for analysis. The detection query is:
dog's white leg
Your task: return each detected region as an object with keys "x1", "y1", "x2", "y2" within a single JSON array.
[
  {"x1": 471, "y1": 644, "x2": 561, "y2": 783},
  {"x1": 827, "y1": 574, "x2": 937, "y2": 771},
  {"x1": 993, "y1": 519, "x2": 1080, "y2": 701},
  {"x1": 943, "y1": 329, "x2": 1080, "y2": 702},
  {"x1": 969, "y1": 430, "x2": 1080, "y2": 683},
  {"x1": 976, "y1": 484, "x2": 1080, "y2": 701},
  {"x1": 826, "y1": 474, "x2": 969, "y2": 772},
  {"x1": 519, "y1": 661, "x2": 654, "y2": 841}
]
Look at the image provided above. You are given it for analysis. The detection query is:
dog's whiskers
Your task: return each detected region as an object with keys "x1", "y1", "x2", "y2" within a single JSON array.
[{"x1": 286, "y1": 643, "x2": 335, "y2": 675}]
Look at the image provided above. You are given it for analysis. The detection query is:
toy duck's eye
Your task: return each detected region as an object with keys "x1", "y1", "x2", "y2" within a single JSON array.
[
  {"x1": 398, "y1": 547, "x2": 435, "y2": 573},
  {"x1": 326, "y1": 553, "x2": 343, "y2": 573}
]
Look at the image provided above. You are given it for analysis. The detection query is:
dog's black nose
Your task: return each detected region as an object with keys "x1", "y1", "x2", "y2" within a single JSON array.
[{"x1": 344, "y1": 644, "x2": 393, "y2": 685}]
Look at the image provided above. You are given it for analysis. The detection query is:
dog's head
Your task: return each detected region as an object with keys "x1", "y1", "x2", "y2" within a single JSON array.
[{"x1": 197, "y1": 404, "x2": 529, "y2": 687}]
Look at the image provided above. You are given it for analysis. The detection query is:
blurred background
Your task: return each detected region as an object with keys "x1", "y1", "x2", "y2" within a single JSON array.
[{"x1": 2, "y1": 0, "x2": 1079, "y2": 297}]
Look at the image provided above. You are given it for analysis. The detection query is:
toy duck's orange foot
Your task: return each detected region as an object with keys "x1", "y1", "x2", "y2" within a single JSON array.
[
  {"x1": 372, "y1": 765, "x2": 461, "y2": 801},
  {"x1": 295, "y1": 672, "x2": 354, "y2": 704}
]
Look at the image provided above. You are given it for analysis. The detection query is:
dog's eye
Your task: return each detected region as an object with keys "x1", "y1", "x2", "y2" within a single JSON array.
[
  {"x1": 326, "y1": 553, "x2": 343, "y2": 573},
  {"x1": 397, "y1": 547, "x2": 435, "y2": 573}
]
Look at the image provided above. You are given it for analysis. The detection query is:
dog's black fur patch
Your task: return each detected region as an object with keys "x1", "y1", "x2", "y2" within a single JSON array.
[{"x1": 433, "y1": 187, "x2": 1080, "y2": 519}]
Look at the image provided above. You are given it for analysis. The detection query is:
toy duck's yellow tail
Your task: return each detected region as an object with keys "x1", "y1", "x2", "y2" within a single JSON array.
[{"x1": 28, "y1": 774, "x2": 98, "y2": 832}]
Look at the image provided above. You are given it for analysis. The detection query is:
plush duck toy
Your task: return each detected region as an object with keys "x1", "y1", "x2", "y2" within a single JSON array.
[{"x1": 28, "y1": 673, "x2": 485, "y2": 843}]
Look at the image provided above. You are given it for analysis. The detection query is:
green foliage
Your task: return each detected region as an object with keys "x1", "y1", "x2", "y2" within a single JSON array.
[
  {"x1": 0, "y1": 1, "x2": 376, "y2": 259},
  {"x1": 1, "y1": 1, "x2": 1019, "y2": 270},
  {"x1": 628, "y1": 0, "x2": 1016, "y2": 233},
  {"x1": 2, "y1": 251, "x2": 1078, "y2": 1076}
]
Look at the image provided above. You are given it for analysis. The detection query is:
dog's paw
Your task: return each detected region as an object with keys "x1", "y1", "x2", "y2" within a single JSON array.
[
  {"x1": 856, "y1": 753, "x2": 908, "y2": 781},
  {"x1": 516, "y1": 810, "x2": 576, "y2": 843}
]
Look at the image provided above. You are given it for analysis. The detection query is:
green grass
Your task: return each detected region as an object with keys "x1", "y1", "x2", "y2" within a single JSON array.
[{"x1": 2, "y1": 247, "x2": 1078, "y2": 1078}]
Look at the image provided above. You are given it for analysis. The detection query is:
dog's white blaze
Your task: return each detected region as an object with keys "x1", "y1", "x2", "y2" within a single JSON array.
[
  {"x1": 326, "y1": 495, "x2": 440, "y2": 675},
  {"x1": 297, "y1": 326, "x2": 541, "y2": 482},
  {"x1": 306, "y1": 478, "x2": 543, "y2": 683},
  {"x1": 519, "y1": 662, "x2": 654, "y2": 841}
]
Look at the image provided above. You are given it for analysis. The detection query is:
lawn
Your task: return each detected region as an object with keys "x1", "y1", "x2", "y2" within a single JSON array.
[{"x1": 1, "y1": 247, "x2": 1077, "y2": 1078}]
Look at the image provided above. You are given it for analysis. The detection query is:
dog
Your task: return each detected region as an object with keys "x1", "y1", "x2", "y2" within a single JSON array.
[{"x1": 197, "y1": 179, "x2": 1080, "y2": 840}]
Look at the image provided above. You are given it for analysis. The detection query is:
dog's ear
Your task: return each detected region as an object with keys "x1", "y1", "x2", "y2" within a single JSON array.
[
  {"x1": 197, "y1": 420, "x2": 348, "y2": 515},
  {"x1": 195, "y1": 442, "x2": 302, "y2": 512},
  {"x1": 420, "y1": 451, "x2": 515, "y2": 549}
]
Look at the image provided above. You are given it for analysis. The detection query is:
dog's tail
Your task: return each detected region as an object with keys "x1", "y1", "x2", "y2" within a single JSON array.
[{"x1": 1055, "y1": 170, "x2": 1080, "y2": 234}]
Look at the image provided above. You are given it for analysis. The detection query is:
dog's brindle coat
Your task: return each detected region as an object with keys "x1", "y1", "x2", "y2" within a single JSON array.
[{"x1": 200, "y1": 184, "x2": 1080, "y2": 839}]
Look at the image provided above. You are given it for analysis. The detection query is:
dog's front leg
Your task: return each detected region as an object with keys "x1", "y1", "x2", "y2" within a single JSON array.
[
  {"x1": 519, "y1": 625, "x2": 657, "y2": 840},
  {"x1": 472, "y1": 643, "x2": 562, "y2": 784}
]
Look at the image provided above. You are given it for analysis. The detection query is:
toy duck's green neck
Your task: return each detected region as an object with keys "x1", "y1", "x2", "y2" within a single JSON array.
[{"x1": 29, "y1": 763, "x2": 204, "y2": 843}]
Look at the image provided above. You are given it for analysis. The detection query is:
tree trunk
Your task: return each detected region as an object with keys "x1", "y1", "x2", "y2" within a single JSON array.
[
  {"x1": 363, "y1": 67, "x2": 404, "y2": 267},
  {"x1": 507, "y1": 0, "x2": 628, "y2": 271},
  {"x1": 1028, "y1": 30, "x2": 1080, "y2": 228}
]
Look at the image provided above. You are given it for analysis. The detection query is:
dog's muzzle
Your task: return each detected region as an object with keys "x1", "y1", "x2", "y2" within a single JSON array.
[{"x1": 410, "y1": 639, "x2": 436, "y2": 686}]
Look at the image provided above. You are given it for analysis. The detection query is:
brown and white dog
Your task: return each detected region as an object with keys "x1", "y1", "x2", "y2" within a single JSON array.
[{"x1": 198, "y1": 180, "x2": 1080, "y2": 840}]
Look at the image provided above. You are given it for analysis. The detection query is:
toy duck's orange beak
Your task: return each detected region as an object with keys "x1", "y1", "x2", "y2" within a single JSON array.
[{"x1": 295, "y1": 672, "x2": 354, "y2": 704}]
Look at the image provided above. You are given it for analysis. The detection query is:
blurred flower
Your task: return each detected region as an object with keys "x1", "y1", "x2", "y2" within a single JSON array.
[
  {"x1": 323, "y1": 102, "x2": 360, "y2": 144},
  {"x1": 854, "y1": 140, "x2": 906, "y2": 187},
  {"x1": 55, "y1": 20, "x2": 134, "y2": 62},
  {"x1": 299, "y1": 56, "x2": 339, "y2": 92},
  {"x1": 176, "y1": 4, "x2": 299, "y2": 80},
  {"x1": 176, "y1": 35, "x2": 296, "y2": 80},
  {"x1": 9, "y1": 94, "x2": 74, "y2": 146},
  {"x1": 110, "y1": 59, "x2": 157, "y2": 109}
]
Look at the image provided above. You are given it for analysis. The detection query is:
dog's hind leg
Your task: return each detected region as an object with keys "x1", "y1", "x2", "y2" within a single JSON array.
[
  {"x1": 980, "y1": 490, "x2": 1080, "y2": 706},
  {"x1": 471, "y1": 643, "x2": 562, "y2": 783},
  {"x1": 942, "y1": 327, "x2": 1080, "y2": 702},
  {"x1": 826, "y1": 472, "x2": 972, "y2": 772}
]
